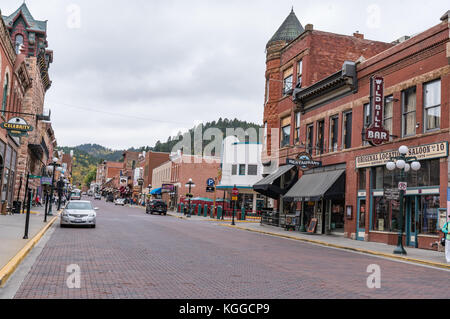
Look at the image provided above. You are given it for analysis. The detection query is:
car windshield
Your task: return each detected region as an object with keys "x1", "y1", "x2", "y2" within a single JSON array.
[
  {"x1": 71, "y1": 192, "x2": 80, "y2": 196},
  {"x1": 66, "y1": 202, "x2": 93, "y2": 210}
]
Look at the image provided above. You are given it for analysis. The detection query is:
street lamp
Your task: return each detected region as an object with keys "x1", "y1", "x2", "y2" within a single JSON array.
[
  {"x1": 185, "y1": 178, "x2": 195, "y2": 218},
  {"x1": 47, "y1": 157, "x2": 61, "y2": 218},
  {"x1": 385, "y1": 145, "x2": 421, "y2": 255}
]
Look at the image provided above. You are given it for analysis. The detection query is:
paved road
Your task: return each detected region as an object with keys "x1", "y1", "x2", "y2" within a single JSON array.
[{"x1": 11, "y1": 198, "x2": 450, "y2": 299}]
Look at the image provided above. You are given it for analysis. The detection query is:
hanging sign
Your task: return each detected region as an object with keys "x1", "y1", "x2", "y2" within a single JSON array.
[
  {"x1": 1, "y1": 117, "x2": 34, "y2": 137},
  {"x1": 286, "y1": 152, "x2": 322, "y2": 170},
  {"x1": 365, "y1": 76, "x2": 389, "y2": 146}
]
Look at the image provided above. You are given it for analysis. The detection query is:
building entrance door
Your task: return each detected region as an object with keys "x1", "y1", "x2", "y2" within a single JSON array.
[
  {"x1": 406, "y1": 196, "x2": 418, "y2": 248},
  {"x1": 356, "y1": 198, "x2": 366, "y2": 241}
]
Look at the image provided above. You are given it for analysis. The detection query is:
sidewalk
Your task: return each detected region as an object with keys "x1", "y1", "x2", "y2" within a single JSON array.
[
  {"x1": 167, "y1": 211, "x2": 260, "y2": 223},
  {"x1": 220, "y1": 222, "x2": 450, "y2": 270},
  {"x1": 134, "y1": 208, "x2": 449, "y2": 269},
  {"x1": 0, "y1": 205, "x2": 59, "y2": 286}
]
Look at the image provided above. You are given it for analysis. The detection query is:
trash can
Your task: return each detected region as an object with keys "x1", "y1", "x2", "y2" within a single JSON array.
[
  {"x1": 180, "y1": 203, "x2": 184, "y2": 214},
  {"x1": 203, "y1": 205, "x2": 208, "y2": 217},
  {"x1": 13, "y1": 201, "x2": 22, "y2": 214},
  {"x1": 197, "y1": 204, "x2": 202, "y2": 216},
  {"x1": 241, "y1": 206, "x2": 246, "y2": 220}
]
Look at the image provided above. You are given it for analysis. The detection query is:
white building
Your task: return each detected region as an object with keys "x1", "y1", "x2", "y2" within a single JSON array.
[{"x1": 217, "y1": 136, "x2": 268, "y2": 214}]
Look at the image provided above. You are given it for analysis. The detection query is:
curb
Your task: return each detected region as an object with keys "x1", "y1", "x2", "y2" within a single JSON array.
[
  {"x1": 167, "y1": 213, "x2": 260, "y2": 223},
  {"x1": 221, "y1": 224, "x2": 450, "y2": 270},
  {"x1": 0, "y1": 211, "x2": 60, "y2": 287}
]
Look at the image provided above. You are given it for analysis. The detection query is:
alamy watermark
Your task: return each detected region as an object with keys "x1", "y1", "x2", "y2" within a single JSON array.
[
  {"x1": 66, "y1": 264, "x2": 81, "y2": 289},
  {"x1": 366, "y1": 264, "x2": 381, "y2": 289},
  {"x1": 67, "y1": 4, "x2": 81, "y2": 29}
]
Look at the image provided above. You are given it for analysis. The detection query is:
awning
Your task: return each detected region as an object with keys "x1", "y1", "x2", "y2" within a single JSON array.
[
  {"x1": 253, "y1": 164, "x2": 298, "y2": 199},
  {"x1": 150, "y1": 188, "x2": 162, "y2": 195},
  {"x1": 284, "y1": 169, "x2": 345, "y2": 202}
]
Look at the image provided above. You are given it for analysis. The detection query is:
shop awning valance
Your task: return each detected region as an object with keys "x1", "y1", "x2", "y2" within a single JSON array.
[
  {"x1": 284, "y1": 169, "x2": 345, "y2": 202},
  {"x1": 253, "y1": 164, "x2": 298, "y2": 199}
]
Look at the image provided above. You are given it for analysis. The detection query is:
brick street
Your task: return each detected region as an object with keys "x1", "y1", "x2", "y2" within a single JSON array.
[{"x1": 11, "y1": 198, "x2": 450, "y2": 299}]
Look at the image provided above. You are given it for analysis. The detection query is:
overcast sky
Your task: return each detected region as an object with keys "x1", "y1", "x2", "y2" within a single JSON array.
[{"x1": 1, "y1": 0, "x2": 448, "y2": 149}]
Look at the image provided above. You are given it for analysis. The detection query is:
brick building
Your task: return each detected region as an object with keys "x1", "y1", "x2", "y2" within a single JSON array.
[
  {"x1": 143, "y1": 151, "x2": 170, "y2": 190},
  {"x1": 154, "y1": 153, "x2": 220, "y2": 209},
  {"x1": 2, "y1": 4, "x2": 56, "y2": 206},
  {"x1": 0, "y1": 9, "x2": 32, "y2": 209},
  {"x1": 256, "y1": 9, "x2": 450, "y2": 251}
]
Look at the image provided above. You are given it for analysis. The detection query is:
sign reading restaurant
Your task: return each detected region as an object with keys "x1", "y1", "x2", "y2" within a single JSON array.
[
  {"x1": 286, "y1": 152, "x2": 322, "y2": 170},
  {"x1": 356, "y1": 141, "x2": 448, "y2": 168}
]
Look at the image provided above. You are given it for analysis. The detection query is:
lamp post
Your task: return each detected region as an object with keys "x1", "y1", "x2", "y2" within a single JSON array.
[
  {"x1": 185, "y1": 178, "x2": 195, "y2": 218},
  {"x1": 47, "y1": 157, "x2": 61, "y2": 217},
  {"x1": 385, "y1": 145, "x2": 421, "y2": 255}
]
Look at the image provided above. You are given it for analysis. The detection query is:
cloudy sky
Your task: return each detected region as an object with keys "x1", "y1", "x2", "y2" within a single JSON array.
[{"x1": 1, "y1": 0, "x2": 448, "y2": 149}]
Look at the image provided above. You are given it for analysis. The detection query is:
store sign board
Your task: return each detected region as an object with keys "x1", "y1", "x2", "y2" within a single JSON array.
[
  {"x1": 365, "y1": 76, "x2": 389, "y2": 146},
  {"x1": 1, "y1": 117, "x2": 33, "y2": 137},
  {"x1": 162, "y1": 184, "x2": 174, "y2": 192},
  {"x1": 286, "y1": 152, "x2": 322, "y2": 170},
  {"x1": 356, "y1": 141, "x2": 448, "y2": 168}
]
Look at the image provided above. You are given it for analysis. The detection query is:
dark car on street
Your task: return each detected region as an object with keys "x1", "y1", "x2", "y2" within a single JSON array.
[
  {"x1": 146, "y1": 200, "x2": 167, "y2": 215},
  {"x1": 106, "y1": 194, "x2": 114, "y2": 202}
]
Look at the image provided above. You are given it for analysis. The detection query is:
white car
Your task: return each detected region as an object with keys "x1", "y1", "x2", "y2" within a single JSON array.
[
  {"x1": 114, "y1": 198, "x2": 125, "y2": 206},
  {"x1": 61, "y1": 201, "x2": 98, "y2": 228}
]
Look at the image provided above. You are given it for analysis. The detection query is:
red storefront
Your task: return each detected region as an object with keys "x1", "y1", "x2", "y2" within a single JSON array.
[{"x1": 257, "y1": 10, "x2": 450, "y2": 250}]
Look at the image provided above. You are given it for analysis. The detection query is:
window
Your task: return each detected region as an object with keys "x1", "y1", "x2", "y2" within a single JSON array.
[
  {"x1": 283, "y1": 67, "x2": 293, "y2": 95},
  {"x1": 231, "y1": 165, "x2": 237, "y2": 175},
  {"x1": 280, "y1": 117, "x2": 291, "y2": 148},
  {"x1": 297, "y1": 59, "x2": 303, "y2": 88},
  {"x1": 265, "y1": 78, "x2": 269, "y2": 104},
  {"x1": 2, "y1": 74, "x2": 9, "y2": 115},
  {"x1": 423, "y1": 79, "x2": 441, "y2": 131},
  {"x1": 306, "y1": 124, "x2": 314, "y2": 154},
  {"x1": 239, "y1": 164, "x2": 246, "y2": 176},
  {"x1": 402, "y1": 87, "x2": 416, "y2": 137},
  {"x1": 294, "y1": 112, "x2": 301, "y2": 144},
  {"x1": 418, "y1": 195, "x2": 440, "y2": 235},
  {"x1": 316, "y1": 120, "x2": 324, "y2": 155},
  {"x1": 248, "y1": 165, "x2": 257, "y2": 176},
  {"x1": 384, "y1": 95, "x2": 393, "y2": 139},
  {"x1": 343, "y1": 111, "x2": 352, "y2": 149},
  {"x1": 329, "y1": 115, "x2": 339, "y2": 152},
  {"x1": 363, "y1": 103, "x2": 371, "y2": 146},
  {"x1": 15, "y1": 34, "x2": 23, "y2": 54},
  {"x1": 358, "y1": 168, "x2": 366, "y2": 190}
]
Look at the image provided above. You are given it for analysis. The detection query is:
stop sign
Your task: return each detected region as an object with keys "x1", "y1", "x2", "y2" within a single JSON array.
[{"x1": 232, "y1": 187, "x2": 239, "y2": 196}]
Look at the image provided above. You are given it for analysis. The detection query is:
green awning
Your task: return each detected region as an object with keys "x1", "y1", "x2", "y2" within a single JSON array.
[{"x1": 284, "y1": 169, "x2": 345, "y2": 202}]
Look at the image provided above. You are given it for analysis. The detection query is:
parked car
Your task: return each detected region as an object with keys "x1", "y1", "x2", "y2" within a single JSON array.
[
  {"x1": 60, "y1": 200, "x2": 98, "y2": 228},
  {"x1": 106, "y1": 194, "x2": 114, "y2": 202},
  {"x1": 146, "y1": 200, "x2": 167, "y2": 215},
  {"x1": 70, "y1": 190, "x2": 81, "y2": 200},
  {"x1": 94, "y1": 193, "x2": 101, "y2": 200},
  {"x1": 114, "y1": 198, "x2": 126, "y2": 206}
]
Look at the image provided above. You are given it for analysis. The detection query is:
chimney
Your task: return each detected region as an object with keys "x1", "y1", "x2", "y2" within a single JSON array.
[
  {"x1": 353, "y1": 31, "x2": 364, "y2": 39},
  {"x1": 305, "y1": 24, "x2": 313, "y2": 31}
]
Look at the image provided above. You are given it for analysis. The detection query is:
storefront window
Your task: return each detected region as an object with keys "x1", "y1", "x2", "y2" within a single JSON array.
[
  {"x1": 418, "y1": 195, "x2": 439, "y2": 235},
  {"x1": 372, "y1": 159, "x2": 440, "y2": 189},
  {"x1": 372, "y1": 197, "x2": 400, "y2": 232}
]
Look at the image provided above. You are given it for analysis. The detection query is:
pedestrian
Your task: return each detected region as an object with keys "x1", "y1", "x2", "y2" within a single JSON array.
[{"x1": 442, "y1": 216, "x2": 450, "y2": 263}]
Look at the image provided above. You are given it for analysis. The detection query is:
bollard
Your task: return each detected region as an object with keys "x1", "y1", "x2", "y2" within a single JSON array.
[{"x1": 217, "y1": 206, "x2": 222, "y2": 219}]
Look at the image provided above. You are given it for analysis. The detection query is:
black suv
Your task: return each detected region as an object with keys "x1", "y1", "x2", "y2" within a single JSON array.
[{"x1": 146, "y1": 200, "x2": 167, "y2": 215}]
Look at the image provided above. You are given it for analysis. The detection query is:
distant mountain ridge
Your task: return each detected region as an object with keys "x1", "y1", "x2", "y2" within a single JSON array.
[{"x1": 59, "y1": 118, "x2": 262, "y2": 186}]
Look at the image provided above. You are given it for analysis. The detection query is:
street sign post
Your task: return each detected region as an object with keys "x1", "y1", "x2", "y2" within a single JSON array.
[
  {"x1": 398, "y1": 182, "x2": 407, "y2": 191},
  {"x1": 231, "y1": 186, "x2": 239, "y2": 225},
  {"x1": 385, "y1": 188, "x2": 400, "y2": 201}
]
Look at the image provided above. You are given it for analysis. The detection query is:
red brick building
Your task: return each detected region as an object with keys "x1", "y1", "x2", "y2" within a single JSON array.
[
  {"x1": 257, "y1": 9, "x2": 450, "y2": 251},
  {"x1": 143, "y1": 151, "x2": 170, "y2": 189},
  {"x1": 158, "y1": 153, "x2": 220, "y2": 209}
]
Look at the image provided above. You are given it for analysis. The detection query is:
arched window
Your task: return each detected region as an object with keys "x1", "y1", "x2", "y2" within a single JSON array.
[
  {"x1": 2, "y1": 74, "x2": 8, "y2": 114},
  {"x1": 15, "y1": 34, "x2": 24, "y2": 54}
]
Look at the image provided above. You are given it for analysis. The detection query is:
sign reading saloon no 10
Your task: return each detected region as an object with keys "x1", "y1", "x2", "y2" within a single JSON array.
[{"x1": 365, "y1": 76, "x2": 389, "y2": 146}]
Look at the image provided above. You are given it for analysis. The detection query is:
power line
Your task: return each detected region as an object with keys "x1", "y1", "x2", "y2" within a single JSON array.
[{"x1": 46, "y1": 100, "x2": 194, "y2": 126}]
